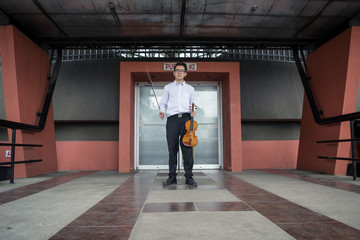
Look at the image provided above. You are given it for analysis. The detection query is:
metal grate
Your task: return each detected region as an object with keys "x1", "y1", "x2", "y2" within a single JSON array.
[{"x1": 54, "y1": 46, "x2": 307, "y2": 63}]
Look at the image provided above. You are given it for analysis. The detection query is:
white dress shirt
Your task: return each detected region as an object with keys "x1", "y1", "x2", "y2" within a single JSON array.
[{"x1": 159, "y1": 80, "x2": 195, "y2": 117}]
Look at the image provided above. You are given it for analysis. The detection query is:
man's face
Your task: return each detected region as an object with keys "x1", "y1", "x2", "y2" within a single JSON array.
[{"x1": 173, "y1": 65, "x2": 187, "y2": 81}]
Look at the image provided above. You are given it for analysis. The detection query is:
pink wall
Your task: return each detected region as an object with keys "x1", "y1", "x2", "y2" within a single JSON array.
[
  {"x1": 242, "y1": 141, "x2": 298, "y2": 169},
  {"x1": 0, "y1": 26, "x2": 58, "y2": 177},
  {"x1": 297, "y1": 26, "x2": 360, "y2": 175},
  {"x1": 56, "y1": 141, "x2": 118, "y2": 170}
]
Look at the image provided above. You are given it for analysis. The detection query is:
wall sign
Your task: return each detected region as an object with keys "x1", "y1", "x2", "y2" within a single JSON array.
[{"x1": 163, "y1": 63, "x2": 197, "y2": 71}]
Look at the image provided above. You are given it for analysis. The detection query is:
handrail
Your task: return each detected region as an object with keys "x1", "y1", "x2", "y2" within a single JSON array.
[
  {"x1": 0, "y1": 48, "x2": 62, "y2": 131},
  {"x1": 0, "y1": 143, "x2": 42, "y2": 147},
  {"x1": 317, "y1": 138, "x2": 360, "y2": 143},
  {"x1": 293, "y1": 47, "x2": 360, "y2": 125},
  {"x1": 295, "y1": 48, "x2": 360, "y2": 179},
  {"x1": 0, "y1": 159, "x2": 42, "y2": 165},
  {"x1": 0, "y1": 48, "x2": 62, "y2": 183},
  {"x1": 317, "y1": 120, "x2": 358, "y2": 180},
  {"x1": 317, "y1": 156, "x2": 360, "y2": 161}
]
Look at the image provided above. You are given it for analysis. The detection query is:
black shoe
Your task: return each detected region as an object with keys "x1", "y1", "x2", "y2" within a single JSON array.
[
  {"x1": 162, "y1": 177, "x2": 177, "y2": 186},
  {"x1": 185, "y1": 178, "x2": 197, "y2": 186}
]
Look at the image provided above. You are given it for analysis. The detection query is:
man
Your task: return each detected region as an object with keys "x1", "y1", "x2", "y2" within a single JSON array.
[{"x1": 159, "y1": 62, "x2": 197, "y2": 186}]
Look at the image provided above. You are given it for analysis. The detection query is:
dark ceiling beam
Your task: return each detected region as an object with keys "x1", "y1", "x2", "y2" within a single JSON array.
[
  {"x1": 179, "y1": 0, "x2": 187, "y2": 38},
  {"x1": 349, "y1": 11, "x2": 360, "y2": 26},
  {"x1": 0, "y1": 6, "x2": 39, "y2": 44},
  {"x1": 293, "y1": 0, "x2": 333, "y2": 38},
  {"x1": 0, "y1": 8, "x2": 10, "y2": 25},
  {"x1": 32, "y1": 0, "x2": 69, "y2": 39},
  {"x1": 317, "y1": 9, "x2": 360, "y2": 48},
  {"x1": 109, "y1": 2, "x2": 121, "y2": 26}
]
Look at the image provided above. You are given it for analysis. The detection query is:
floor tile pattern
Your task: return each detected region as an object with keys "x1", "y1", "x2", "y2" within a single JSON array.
[
  {"x1": 261, "y1": 169, "x2": 360, "y2": 194},
  {"x1": 205, "y1": 170, "x2": 360, "y2": 240},
  {"x1": 143, "y1": 202, "x2": 197, "y2": 212},
  {"x1": 145, "y1": 172, "x2": 254, "y2": 213},
  {"x1": 195, "y1": 201, "x2": 253, "y2": 211},
  {"x1": 49, "y1": 171, "x2": 157, "y2": 240},
  {"x1": 0, "y1": 170, "x2": 98, "y2": 205},
  {"x1": 7, "y1": 169, "x2": 360, "y2": 239},
  {"x1": 143, "y1": 201, "x2": 252, "y2": 213}
]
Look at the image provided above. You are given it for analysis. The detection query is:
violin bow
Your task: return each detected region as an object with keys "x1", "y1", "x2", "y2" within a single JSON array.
[{"x1": 145, "y1": 66, "x2": 160, "y2": 110}]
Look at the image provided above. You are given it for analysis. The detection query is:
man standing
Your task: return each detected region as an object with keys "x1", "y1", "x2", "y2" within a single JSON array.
[{"x1": 159, "y1": 62, "x2": 197, "y2": 186}]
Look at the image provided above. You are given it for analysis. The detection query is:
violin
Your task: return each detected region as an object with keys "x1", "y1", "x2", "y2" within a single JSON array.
[{"x1": 182, "y1": 103, "x2": 198, "y2": 147}]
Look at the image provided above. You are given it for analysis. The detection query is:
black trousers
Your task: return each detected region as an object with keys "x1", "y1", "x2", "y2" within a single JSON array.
[{"x1": 166, "y1": 113, "x2": 194, "y2": 179}]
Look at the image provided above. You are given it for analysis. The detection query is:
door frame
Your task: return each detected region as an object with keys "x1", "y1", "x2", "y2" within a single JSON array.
[{"x1": 134, "y1": 81, "x2": 223, "y2": 170}]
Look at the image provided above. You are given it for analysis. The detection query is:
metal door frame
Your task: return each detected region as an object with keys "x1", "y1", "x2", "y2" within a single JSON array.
[{"x1": 134, "y1": 81, "x2": 223, "y2": 170}]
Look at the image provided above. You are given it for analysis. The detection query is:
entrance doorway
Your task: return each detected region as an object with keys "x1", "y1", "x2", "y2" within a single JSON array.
[{"x1": 135, "y1": 82, "x2": 222, "y2": 170}]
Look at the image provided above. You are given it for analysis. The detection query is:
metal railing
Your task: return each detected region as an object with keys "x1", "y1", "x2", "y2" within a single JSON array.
[
  {"x1": 0, "y1": 129, "x2": 43, "y2": 183},
  {"x1": 56, "y1": 46, "x2": 307, "y2": 63},
  {"x1": 0, "y1": 49, "x2": 62, "y2": 183},
  {"x1": 317, "y1": 120, "x2": 359, "y2": 180},
  {"x1": 293, "y1": 48, "x2": 360, "y2": 124},
  {"x1": 292, "y1": 48, "x2": 360, "y2": 180}
]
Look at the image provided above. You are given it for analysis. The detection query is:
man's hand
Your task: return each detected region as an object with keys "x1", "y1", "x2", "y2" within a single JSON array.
[
  {"x1": 189, "y1": 104, "x2": 197, "y2": 117},
  {"x1": 159, "y1": 111, "x2": 165, "y2": 120}
]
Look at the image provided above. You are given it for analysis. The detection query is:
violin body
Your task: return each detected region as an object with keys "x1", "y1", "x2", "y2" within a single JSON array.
[
  {"x1": 182, "y1": 103, "x2": 198, "y2": 147},
  {"x1": 183, "y1": 119, "x2": 198, "y2": 147}
]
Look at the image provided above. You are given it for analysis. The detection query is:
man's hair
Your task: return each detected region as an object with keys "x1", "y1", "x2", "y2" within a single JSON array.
[{"x1": 174, "y1": 62, "x2": 187, "y2": 71}]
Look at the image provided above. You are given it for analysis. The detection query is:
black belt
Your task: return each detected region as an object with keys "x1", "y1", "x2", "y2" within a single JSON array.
[{"x1": 169, "y1": 113, "x2": 190, "y2": 119}]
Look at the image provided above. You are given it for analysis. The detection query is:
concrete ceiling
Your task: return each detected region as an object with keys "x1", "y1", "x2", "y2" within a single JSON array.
[{"x1": 0, "y1": 0, "x2": 359, "y2": 49}]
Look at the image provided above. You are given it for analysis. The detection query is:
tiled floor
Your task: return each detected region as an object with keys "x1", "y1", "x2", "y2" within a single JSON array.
[
  {"x1": 261, "y1": 169, "x2": 360, "y2": 193},
  {"x1": 1, "y1": 169, "x2": 360, "y2": 239},
  {"x1": 206, "y1": 170, "x2": 360, "y2": 239},
  {"x1": 50, "y1": 171, "x2": 156, "y2": 240},
  {"x1": 0, "y1": 170, "x2": 97, "y2": 205}
]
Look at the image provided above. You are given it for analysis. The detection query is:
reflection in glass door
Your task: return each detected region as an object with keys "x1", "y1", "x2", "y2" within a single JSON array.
[{"x1": 135, "y1": 82, "x2": 222, "y2": 170}]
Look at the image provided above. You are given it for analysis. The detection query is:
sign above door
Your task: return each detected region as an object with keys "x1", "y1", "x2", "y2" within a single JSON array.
[{"x1": 163, "y1": 63, "x2": 197, "y2": 71}]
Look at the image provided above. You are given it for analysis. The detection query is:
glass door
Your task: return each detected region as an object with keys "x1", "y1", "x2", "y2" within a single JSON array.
[{"x1": 135, "y1": 82, "x2": 222, "y2": 170}]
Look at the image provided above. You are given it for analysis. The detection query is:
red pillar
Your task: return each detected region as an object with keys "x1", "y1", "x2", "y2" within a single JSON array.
[
  {"x1": 297, "y1": 26, "x2": 360, "y2": 175},
  {"x1": 0, "y1": 26, "x2": 58, "y2": 177}
]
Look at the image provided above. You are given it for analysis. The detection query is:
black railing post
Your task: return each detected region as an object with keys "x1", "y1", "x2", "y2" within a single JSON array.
[
  {"x1": 38, "y1": 48, "x2": 62, "y2": 128},
  {"x1": 350, "y1": 120, "x2": 357, "y2": 180},
  {"x1": 317, "y1": 120, "x2": 360, "y2": 180},
  {"x1": 292, "y1": 47, "x2": 322, "y2": 123},
  {"x1": 10, "y1": 128, "x2": 16, "y2": 184}
]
